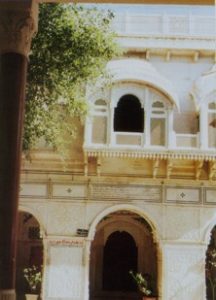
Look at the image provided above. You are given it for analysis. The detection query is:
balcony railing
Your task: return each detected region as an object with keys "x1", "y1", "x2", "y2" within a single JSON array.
[
  {"x1": 112, "y1": 13, "x2": 216, "y2": 38},
  {"x1": 114, "y1": 132, "x2": 143, "y2": 147},
  {"x1": 176, "y1": 134, "x2": 198, "y2": 148}
]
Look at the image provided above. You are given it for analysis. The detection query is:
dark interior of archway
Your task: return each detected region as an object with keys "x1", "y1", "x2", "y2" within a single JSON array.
[
  {"x1": 114, "y1": 94, "x2": 144, "y2": 132},
  {"x1": 103, "y1": 231, "x2": 137, "y2": 291}
]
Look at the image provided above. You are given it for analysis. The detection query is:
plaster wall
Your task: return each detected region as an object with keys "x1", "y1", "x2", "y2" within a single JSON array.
[{"x1": 19, "y1": 179, "x2": 216, "y2": 300}]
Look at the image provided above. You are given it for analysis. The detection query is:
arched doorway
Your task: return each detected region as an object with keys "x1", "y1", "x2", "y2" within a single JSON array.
[
  {"x1": 89, "y1": 210, "x2": 158, "y2": 300},
  {"x1": 103, "y1": 231, "x2": 137, "y2": 291},
  {"x1": 16, "y1": 211, "x2": 43, "y2": 299}
]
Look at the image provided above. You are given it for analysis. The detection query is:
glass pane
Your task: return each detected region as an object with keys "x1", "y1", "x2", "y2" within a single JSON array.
[
  {"x1": 208, "y1": 113, "x2": 216, "y2": 148},
  {"x1": 151, "y1": 118, "x2": 165, "y2": 146},
  {"x1": 92, "y1": 116, "x2": 107, "y2": 144}
]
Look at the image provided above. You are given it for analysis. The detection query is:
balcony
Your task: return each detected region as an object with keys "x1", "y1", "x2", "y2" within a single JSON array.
[
  {"x1": 112, "y1": 13, "x2": 216, "y2": 38},
  {"x1": 112, "y1": 11, "x2": 216, "y2": 52}
]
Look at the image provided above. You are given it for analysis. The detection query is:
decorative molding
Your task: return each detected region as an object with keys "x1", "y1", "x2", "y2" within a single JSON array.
[
  {"x1": 204, "y1": 187, "x2": 216, "y2": 204},
  {"x1": 165, "y1": 186, "x2": 201, "y2": 204},
  {"x1": 84, "y1": 148, "x2": 216, "y2": 162},
  {"x1": 91, "y1": 184, "x2": 162, "y2": 202},
  {"x1": 20, "y1": 183, "x2": 47, "y2": 198},
  {"x1": 153, "y1": 159, "x2": 160, "y2": 178},
  {"x1": 0, "y1": 1, "x2": 38, "y2": 56},
  {"x1": 113, "y1": 12, "x2": 216, "y2": 39},
  {"x1": 52, "y1": 183, "x2": 87, "y2": 200},
  {"x1": 195, "y1": 160, "x2": 204, "y2": 180},
  {"x1": 166, "y1": 159, "x2": 173, "y2": 179},
  {"x1": 209, "y1": 161, "x2": 216, "y2": 181}
]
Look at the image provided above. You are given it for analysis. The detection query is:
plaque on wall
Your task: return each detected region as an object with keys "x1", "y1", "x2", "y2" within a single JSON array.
[
  {"x1": 165, "y1": 187, "x2": 201, "y2": 204},
  {"x1": 91, "y1": 184, "x2": 161, "y2": 202}
]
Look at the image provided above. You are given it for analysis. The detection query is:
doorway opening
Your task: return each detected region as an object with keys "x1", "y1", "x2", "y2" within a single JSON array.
[
  {"x1": 89, "y1": 210, "x2": 158, "y2": 300},
  {"x1": 103, "y1": 231, "x2": 137, "y2": 291}
]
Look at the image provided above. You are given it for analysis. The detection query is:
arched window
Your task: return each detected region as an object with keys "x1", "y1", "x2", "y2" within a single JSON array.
[
  {"x1": 114, "y1": 94, "x2": 144, "y2": 133},
  {"x1": 208, "y1": 101, "x2": 216, "y2": 148}
]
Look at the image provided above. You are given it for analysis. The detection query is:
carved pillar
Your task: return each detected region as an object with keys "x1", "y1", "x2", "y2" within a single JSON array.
[{"x1": 0, "y1": 1, "x2": 38, "y2": 299}]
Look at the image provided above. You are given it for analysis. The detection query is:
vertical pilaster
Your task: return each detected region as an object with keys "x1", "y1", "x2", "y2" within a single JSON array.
[
  {"x1": 0, "y1": 1, "x2": 38, "y2": 298},
  {"x1": 162, "y1": 242, "x2": 206, "y2": 300}
]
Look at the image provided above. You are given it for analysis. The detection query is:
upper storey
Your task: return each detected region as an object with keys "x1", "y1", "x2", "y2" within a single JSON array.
[
  {"x1": 84, "y1": 58, "x2": 216, "y2": 162},
  {"x1": 112, "y1": 6, "x2": 216, "y2": 55},
  {"x1": 83, "y1": 6, "x2": 216, "y2": 163}
]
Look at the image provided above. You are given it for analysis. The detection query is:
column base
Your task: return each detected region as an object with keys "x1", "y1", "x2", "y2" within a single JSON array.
[{"x1": 0, "y1": 290, "x2": 16, "y2": 300}]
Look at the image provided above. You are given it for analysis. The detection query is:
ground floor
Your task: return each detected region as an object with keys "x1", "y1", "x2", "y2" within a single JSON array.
[{"x1": 17, "y1": 178, "x2": 216, "y2": 300}]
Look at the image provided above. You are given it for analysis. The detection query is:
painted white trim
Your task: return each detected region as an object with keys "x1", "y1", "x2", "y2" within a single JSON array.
[{"x1": 107, "y1": 59, "x2": 180, "y2": 110}]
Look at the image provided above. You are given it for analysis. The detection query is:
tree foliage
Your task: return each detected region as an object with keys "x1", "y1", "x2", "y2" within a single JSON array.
[{"x1": 23, "y1": 3, "x2": 118, "y2": 152}]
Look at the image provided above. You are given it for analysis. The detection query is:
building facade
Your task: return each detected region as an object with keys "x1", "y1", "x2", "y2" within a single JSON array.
[{"x1": 18, "y1": 6, "x2": 216, "y2": 300}]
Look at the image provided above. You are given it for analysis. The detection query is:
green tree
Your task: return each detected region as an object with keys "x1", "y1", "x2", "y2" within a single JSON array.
[{"x1": 24, "y1": 3, "x2": 118, "y2": 153}]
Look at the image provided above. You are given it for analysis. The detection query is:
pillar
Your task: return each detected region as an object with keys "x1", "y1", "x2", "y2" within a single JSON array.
[
  {"x1": 0, "y1": 1, "x2": 38, "y2": 299},
  {"x1": 162, "y1": 242, "x2": 206, "y2": 300},
  {"x1": 45, "y1": 237, "x2": 85, "y2": 300}
]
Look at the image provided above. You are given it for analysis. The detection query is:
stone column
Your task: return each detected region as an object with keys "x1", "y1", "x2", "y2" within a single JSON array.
[{"x1": 0, "y1": 1, "x2": 38, "y2": 299}]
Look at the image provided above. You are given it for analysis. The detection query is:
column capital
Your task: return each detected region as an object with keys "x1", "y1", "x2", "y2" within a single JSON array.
[{"x1": 0, "y1": 0, "x2": 38, "y2": 57}]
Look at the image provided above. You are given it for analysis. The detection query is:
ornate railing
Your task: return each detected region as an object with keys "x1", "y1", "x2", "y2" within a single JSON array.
[{"x1": 112, "y1": 13, "x2": 216, "y2": 38}]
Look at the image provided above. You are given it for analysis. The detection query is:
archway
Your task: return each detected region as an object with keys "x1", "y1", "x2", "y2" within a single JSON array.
[
  {"x1": 114, "y1": 94, "x2": 144, "y2": 133},
  {"x1": 89, "y1": 210, "x2": 158, "y2": 300},
  {"x1": 16, "y1": 211, "x2": 44, "y2": 299}
]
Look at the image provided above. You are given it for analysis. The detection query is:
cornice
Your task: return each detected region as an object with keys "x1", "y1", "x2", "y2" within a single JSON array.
[
  {"x1": 0, "y1": 1, "x2": 38, "y2": 57},
  {"x1": 84, "y1": 148, "x2": 216, "y2": 161}
]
